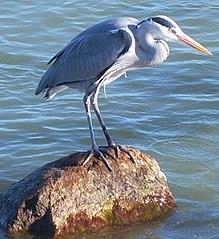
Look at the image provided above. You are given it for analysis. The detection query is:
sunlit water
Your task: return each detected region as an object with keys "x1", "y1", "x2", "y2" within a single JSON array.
[{"x1": 0, "y1": 0, "x2": 218, "y2": 238}]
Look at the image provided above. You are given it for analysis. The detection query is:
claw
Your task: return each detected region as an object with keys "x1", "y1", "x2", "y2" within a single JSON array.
[
  {"x1": 118, "y1": 145, "x2": 136, "y2": 164},
  {"x1": 83, "y1": 146, "x2": 113, "y2": 172},
  {"x1": 99, "y1": 146, "x2": 118, "y2": 161},
  {"x1": 109, "y1": 144, "x2": 136, "y2": 164}
]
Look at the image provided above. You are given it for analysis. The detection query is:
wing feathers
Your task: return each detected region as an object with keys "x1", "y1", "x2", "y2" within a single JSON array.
[{"x1": 35, "y1": 18, "x2": 135, "y2": 95}]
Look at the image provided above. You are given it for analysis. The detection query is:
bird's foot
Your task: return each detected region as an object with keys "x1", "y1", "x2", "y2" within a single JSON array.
[
  {"x1": 107, "y1": 143, "x2": 136, "y2": 164},
  {"x1": 83, "y1": 144, "x2": 135, "y2": 172},
  {"x1": 83, "y1": 145, "x2": 113, "y2": 172}
]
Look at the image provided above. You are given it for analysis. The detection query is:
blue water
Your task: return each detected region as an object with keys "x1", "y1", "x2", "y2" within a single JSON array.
[{"x1": 0, "y1": 0, "x2": 218, "y2": 238}]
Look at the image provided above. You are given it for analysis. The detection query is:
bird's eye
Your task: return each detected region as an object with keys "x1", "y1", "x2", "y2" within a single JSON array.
[{"x1": 170, "y1": 28, "x2": 176, "y2": 34}]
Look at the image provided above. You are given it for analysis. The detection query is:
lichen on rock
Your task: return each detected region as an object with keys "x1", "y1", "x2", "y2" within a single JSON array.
[{"x1": 0, "y1": 146, "x2": 175, "y2": 236}]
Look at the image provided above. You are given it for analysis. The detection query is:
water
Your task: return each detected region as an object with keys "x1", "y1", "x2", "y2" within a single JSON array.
[{"x1": 0, "y1": 0, "x2": 218, "y2": 238}]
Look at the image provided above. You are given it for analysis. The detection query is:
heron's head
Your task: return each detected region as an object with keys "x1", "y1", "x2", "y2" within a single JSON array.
[{"x1": 144, "y1": 15, "x2": 212, "y2": 55}]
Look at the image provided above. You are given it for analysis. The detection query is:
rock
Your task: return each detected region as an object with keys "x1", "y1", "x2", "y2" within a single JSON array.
[{"x1": 0, "y1": 146, "x2": 175, "y2": 236}]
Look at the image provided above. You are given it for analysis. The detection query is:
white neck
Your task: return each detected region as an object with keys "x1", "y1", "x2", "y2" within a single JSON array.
[{"x1": 136, "y1": 32, "x2": 170, "y2": 66}]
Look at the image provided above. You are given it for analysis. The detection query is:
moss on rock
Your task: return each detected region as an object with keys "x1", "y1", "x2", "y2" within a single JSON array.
[{"x1": 0, "y1": 146, "x2": 175, "y2": 236}]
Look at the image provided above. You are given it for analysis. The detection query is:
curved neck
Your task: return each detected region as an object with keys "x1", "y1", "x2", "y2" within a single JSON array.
[
  {"x1": 134, "y1": 22, "x2": 170, "y2": 66},
  {"x1": 138, "y1": 33, "x2": 169, "y2": 66}
]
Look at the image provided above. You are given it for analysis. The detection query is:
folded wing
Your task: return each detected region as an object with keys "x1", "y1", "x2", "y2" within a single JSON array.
[{"x1": 35, "y1": 19, "x2": 133, "y2": 95}]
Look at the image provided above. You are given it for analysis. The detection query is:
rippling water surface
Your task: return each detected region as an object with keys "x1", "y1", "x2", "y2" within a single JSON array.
[{"x1": 0, "y1": 0, "x2": 218, "y2": 238}]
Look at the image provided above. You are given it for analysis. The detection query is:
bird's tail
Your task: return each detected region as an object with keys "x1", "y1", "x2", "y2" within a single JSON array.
[
  {"x1": 43, "y1": 85, "x2": 69, "y2": 100},
  {"x1": 35, "y1": 65, "x2": 55, "y2": 96}
]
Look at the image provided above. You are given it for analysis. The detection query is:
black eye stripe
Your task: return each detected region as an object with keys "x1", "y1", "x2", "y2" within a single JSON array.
[
  {"x1": 137, "y1": 20, "x2": 146, "y2": 27},
  {"x1": 151, "y1": 17, "x2": 175, "y2": 28}
]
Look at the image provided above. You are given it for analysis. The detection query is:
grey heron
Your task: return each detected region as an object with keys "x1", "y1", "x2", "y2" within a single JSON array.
[{"x1": 35, "y1": 16, "x2": 212, "y2": 171}]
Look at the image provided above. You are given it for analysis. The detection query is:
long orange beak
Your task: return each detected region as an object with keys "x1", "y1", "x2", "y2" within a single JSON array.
[{"x1": 177, "y1": 33, "x2": 212, "y2": 55}]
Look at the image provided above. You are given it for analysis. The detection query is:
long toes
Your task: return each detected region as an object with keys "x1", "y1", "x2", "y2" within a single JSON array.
[
  {"x1": 114, "y1": 145, "x2": 120, "y2": 158},
  {"x1": 106, "y1": 143, "x2": 120, "y2": 158},
  {"x1": 96, "y1": 148, "x2": 113, "y2": 172},
  {"x1": 99, "y1": 146, "x2": 117, "y2": 161},
  {"x1": 83, "y1": 147, "x2": 112, "y2": 172},
  {"x1": 117, "y1": 145, "x2": 136, "y2": 164},
  {"x1": 83, "y1": 151, "x2": 94, "y2": 166}
]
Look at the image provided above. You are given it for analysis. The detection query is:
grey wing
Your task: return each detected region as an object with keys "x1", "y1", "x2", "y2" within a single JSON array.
[{"x1": 35, "y1": 21, "x2": 132, "y2": 95}]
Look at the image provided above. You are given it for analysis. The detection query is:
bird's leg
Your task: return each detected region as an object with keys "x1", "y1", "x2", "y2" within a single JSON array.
[
  {"x1": 83, "y1": 94, "x2": 96, "y2": 149},
  {"x1": 91, "y1": 96, "x2": 115, "y2": 147},
  {"x1": 90, "y1": 86, "x2": 115, "y2": 147},
  {"x1": 91, "y1": 99, "x2": 118, "y2": 160},
  {"x1": 83, "y1": 93, "x2": 112, "y2": 172},
  {"x1": 91, "y1": 89, "x2": 135, "y2": 163}
]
